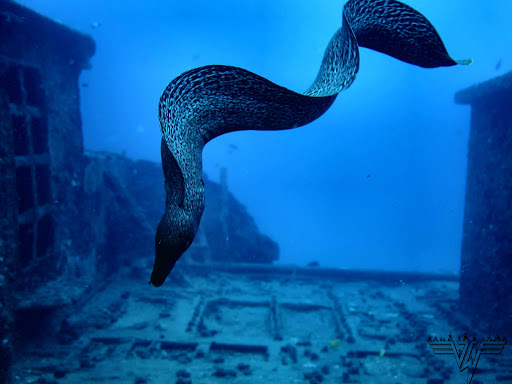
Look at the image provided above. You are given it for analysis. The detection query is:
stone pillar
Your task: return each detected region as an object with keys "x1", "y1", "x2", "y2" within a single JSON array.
[{"x1": 455, "y1": 71, "x2": 512, "y2": 334}]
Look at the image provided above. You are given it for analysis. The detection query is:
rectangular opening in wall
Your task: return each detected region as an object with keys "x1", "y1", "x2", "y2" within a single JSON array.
[
  {"x1": 0, "y1": 65, "x2": 22, "y2": 105},
  {"x1": 37, "y1": 214, "x2": 54, "y2": 257},
  {"x1": 23, "y1": 67, "x2": 45, "y2": 108},
  {"x1": 13, "y1": 115, "x2": 29, "y2": 156},
  {"x1": 35, "y1": 165, "x2": 52, "y2": 205},
  {"x1": 16, "y1": 166, "x2": 33, "y2": 214},
  {"x1": 31, "y1": 115, "x2": 48, "y2": 154},
  {"x1": 18, "y1": 223, "x2": 34, "y2": 268}
]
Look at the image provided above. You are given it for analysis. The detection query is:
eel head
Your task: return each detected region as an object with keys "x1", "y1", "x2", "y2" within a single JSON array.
[{"x1": 150, "y1": 209, "x2": 195, "y2": 287}]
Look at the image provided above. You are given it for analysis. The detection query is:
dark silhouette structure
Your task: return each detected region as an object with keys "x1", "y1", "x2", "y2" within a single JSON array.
[
  {"x1": 1, "y1": 2, "x2": 95, "y2": 381},
  {"x1": 456, "y1": 70, "x2": 512, "y2": 334}
]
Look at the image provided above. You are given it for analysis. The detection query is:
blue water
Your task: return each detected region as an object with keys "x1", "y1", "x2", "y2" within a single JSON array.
[{"x1": 17, "y1": 0, "x2": 511, "y2": 272}]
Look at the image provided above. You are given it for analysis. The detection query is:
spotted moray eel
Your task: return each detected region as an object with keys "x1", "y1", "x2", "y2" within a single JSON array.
[{"x1": 150, "y1": 0, "x2": 470, "y2": 286}]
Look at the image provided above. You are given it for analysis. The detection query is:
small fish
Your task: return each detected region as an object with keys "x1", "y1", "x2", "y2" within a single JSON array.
[
  {"x1": 495, "y1": 59, "x2": 502, "y2": 71},
  {"x1": 91, "y1": 21, "x2": 102, "y2": 29}
]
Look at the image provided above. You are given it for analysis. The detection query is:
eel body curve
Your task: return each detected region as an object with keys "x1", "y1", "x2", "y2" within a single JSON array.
[{"x1": 150, "y1": 0, "x2": 470, "y2": 286}]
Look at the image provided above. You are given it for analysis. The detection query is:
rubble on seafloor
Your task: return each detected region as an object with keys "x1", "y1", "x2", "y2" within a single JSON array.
[{"x1": 11, "y1": 265, "x2": 512, "y2": 384}]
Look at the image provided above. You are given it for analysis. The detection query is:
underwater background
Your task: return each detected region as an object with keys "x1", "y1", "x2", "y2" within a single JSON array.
[
  {"x1": 1, "y1": 0, "x2": 512, "y2": 383},
  {"x1": 15, "y1": 0, "x2": 512, "y2": 272}
]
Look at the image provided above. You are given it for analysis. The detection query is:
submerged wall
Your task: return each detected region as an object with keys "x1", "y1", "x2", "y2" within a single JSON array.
[
  {"x1": 455, "y1": 71, "x2": 512, "y2": 334},
  {"x1": 1, "y1": 2, "x2": 95, "y2": 382}
]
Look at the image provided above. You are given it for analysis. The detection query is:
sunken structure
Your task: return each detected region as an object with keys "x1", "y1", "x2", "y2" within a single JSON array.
[
  {"x1": 1, "y1": 2, "x2": 95, "y2": 381},
  {"x1": 456, "y1": 71, "x2": 512, "y2": 335}
]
